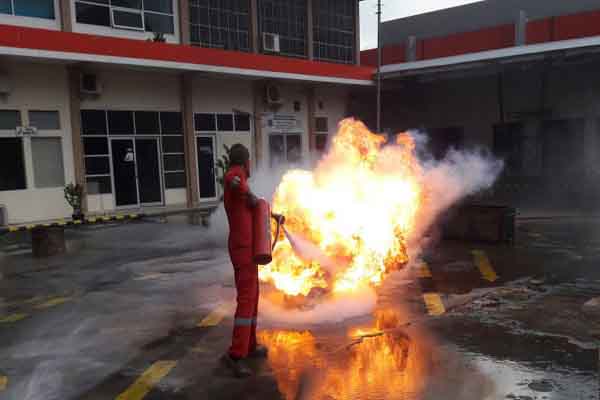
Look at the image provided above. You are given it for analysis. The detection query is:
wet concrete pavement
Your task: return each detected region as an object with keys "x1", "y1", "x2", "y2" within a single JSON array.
[{"x1": 0, "y1": 215, "x2": 599, "y2": 399}]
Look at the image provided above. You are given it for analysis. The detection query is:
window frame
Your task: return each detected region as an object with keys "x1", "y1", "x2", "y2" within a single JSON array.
[{"x1": 0, "y1": 0, "x2": 58, "y2": 21}]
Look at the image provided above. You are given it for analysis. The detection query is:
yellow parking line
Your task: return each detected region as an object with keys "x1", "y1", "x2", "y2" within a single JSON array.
[
  {"x1": 198, "y1": 303, "x2": 231, "y2": 327},
  {"x1": 417, "y1": 261, "x2": 432, "y2": 278},
  {"x1": 34, "y1": 296, "x2": 71, "y2": 309},
  {"x1": 0, "y1": 313, "x2": 28, "y2": 323},
  {"x1": 115, "y1": 215, "x2": 125, "y2": 220},
  {"x1": 115, "y1": 360, "x2": 177, "y2": 400},
  {"x1": 423, "y1": 293, "x2": 445, "y2": 316},
  {"x1": 472, "y1": 250, "x2": 498, "y2": 282},
  {"x1": 8, "y1": 226, "x2": 18, "y2": 232},
  {"x1": 0, "y1": 375, "x2": 7, "y2": 391}
]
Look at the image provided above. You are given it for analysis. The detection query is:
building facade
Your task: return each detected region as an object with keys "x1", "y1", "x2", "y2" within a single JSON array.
[
  {"x1": 359, "y1": 0, "x2": 600, "y2": 209},
  {"x1": 0, "y1": 0, "x2": 373, "y2": 225}
]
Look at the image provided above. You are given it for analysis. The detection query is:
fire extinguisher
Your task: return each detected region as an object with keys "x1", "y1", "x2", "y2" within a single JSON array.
[{"x1": 252, "y1": 199, "x2": 285, "y2": 265}]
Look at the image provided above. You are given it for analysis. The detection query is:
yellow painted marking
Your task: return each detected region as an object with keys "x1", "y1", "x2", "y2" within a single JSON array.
[
  {"x1": 0, "y1": 313, "x2": 28, "y2": 323},
  {"x1": 102, "y1": 216, "x2": 112, "y2": 221},
  {"x1": 115, "y1": 360, "x2": 177, "y2": 400},
  {"x1": 115, "y1": 215, "x2": 125, "y2": 220},
  {"x1": 34, "y1": 296, "x2": 71, "y2": 309},
  {"x1": 0, "y1": 375, "x2": 7, "y2": 390},
  {"x1": 73, "y1": 220, "x2": 82, "y2": 225},
  {"x1": 423, "y1": 293, "x2": 445, "y2": 316},
  {"x1": 472, "y1": 250, "x2": 498, "y2": 282},
  {"x1": 87, "y1": 217, "x2": 97, "y2": 223},
  {"x1": 129, "y1": 214, "x2": 138, "y2": 219},
  {"x1": 190, "y1": 345, "x2": 210, "y2": 354},
  {"x1": 8, "y1": 226, "x2": 19, "y2": 232},
  {"x1": 57, "y1": 220, "x2": 67, "y2": 226},
  {"x1": 25, "y1": 225, "x2": 36, "y2": 230},
  {"x1": 42, "y1": 223, "x2": 51, "y2": 227},
  {"x1": 417, "y1": 261, "x2": 432, "y2": 278},
  {"x1": 198, "y1": 303, "x2": 230, "y2": 327}
]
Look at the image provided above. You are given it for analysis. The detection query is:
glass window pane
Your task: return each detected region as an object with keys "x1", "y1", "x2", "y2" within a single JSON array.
[
  {"x1": 112, "y1": 9, "x2": 143, "y2": 28},
  {"x1": 83, "y1": 137, "x2": 109, "y2": 155},
  {"x1": 286, "y1": 134, "x2": 301, "y2": 163},
  {"x1": 31, "y1": 137, "x2": 65, "y2": 188},
  {"x1": 143, "y1": 0, "x2": 172, "y2": 13},
  {"x1": 194, "y1": 113, "x2": 216, "y2": 131},
  {"x1": 0, "y1": 110, "x2": 21, "y2": 130},
  {"x1": 160, "y1": 112, "x2": 182, "y2": 134},
  {"x1": 29, "y1": 110, "x2": 60, "y2": 130},
  {"x1": 316, "y1": 133, "x2": 327, "y2": 152},
  {"x1": 216, "y1": 114, "x2": 233, "y2": 131},
  {"x1": 144, "y1": 12, "x2": 174, "y2": 34},
  {"x1": 134, "y1": 111, "x2": 160, "y2": 134},
  {"x1": 14, "y1": 0, "x2": 55, "y2": 19},
  {"x1": 164, "y1": 171, "x2": 186, "y2": 188},
  {"x1": 85, "y1": 156, "x2": 110, "y2": 175},
  {"x1": 81, "y1": 110, "x2": 107, "y2": 135},
  {"x1": 163, "y1": 154, "x2": 185, "y2": 171},
  {"x1": 86, "y1": 176, "x2": 112, "y2": 193},
  {"x1": 315, "y1": 117, "x2": 328, "y2": 133},
  {"x1": 234, "y1": 114, "x2": 250, "y2": 131},
  {"x1": 162, "y1": 136, "x2": 184, "y2": 153},
  {"x1": 0, "y1": 0, "x2": 13, "y2": 14},
  {"x1": 75, "y1": 2, "x2": 110, "y2": 26},
  {"x1": 110, "y1": 0, "x2": 142, "y2": 8},
  {"x1": 107, "y1": 111, "x2": 134, "y2": 135},
  {"x1": 0, "y1": 138, "x2": 26, "y2": 191}
]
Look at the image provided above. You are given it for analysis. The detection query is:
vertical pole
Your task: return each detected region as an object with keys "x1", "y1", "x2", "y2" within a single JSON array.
[
  {"x1": 376, "y1": 0, "x2": 382, "y2": 133},
  {"x1": 179, "y1": 0, "x2": 191, "y2": 45},
  {"x1": 307, "y1": 0, "x2": 314, "y2": 60},
  {"x1": 67, "y1": 67, "x2": 87, "y2": 212},
  {"x1": 181, "y1": 73, "x2": 199, "y2": 208}
]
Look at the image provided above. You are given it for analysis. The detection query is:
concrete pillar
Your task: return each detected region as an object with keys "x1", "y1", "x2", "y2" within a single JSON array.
[
  {"x1": 253, "y1": 81, "x2": 264, "y2": 165},
  {"x1": 515, "y1": 10, "x2": 527, "y2": 46},
  {"x1": 306, "y1": 0, "x2": 314, "y2": 60},
  {"x1": 307, "y1": 86, "x2": 316, "y2": 152},
  {"x1": 181, "y1": 73, "x2": 199, "y2": 207},
  {"x1": 67, "y1": 67, "x2": 87, "y2": 212},
  {"x1": 179, "y1": 0, "x2": 191, "y2": 45},
  {"x1": 250, "y1": 0, "x2": 259, "y2": 53},
  {"x1": 59, "y1": 0, "x2": 72, "y2": 31},
  {"x1": 354, "y1": 0, "x2": 361, "y2": 65}
]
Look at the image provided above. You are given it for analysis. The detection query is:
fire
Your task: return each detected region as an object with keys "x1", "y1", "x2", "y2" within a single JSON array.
[{"x1": 260, "y1": 118, "x2": 424, "y2": 297}]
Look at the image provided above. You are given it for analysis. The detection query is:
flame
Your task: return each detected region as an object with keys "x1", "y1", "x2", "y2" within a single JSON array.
[{"x1": 260, "y1": 118, "x2": 424, "y2": 296}]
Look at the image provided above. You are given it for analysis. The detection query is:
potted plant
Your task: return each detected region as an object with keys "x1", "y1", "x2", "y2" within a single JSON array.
[{"x1": 64, "y1": 183, "x2": 84, "y2": 221}]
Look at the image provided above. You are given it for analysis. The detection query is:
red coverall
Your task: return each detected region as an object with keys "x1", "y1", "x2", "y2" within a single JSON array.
[{"x1": 223, "y1": 164, "x2": 259, "y2": 359}]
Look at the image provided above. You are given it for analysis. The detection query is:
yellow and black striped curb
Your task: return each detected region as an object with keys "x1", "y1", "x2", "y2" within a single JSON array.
[{"x1": 0, "y1": 213, "x2": 146, "y2": 235}]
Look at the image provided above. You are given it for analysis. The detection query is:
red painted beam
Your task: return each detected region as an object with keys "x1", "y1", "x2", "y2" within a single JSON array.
[
  {"x1": 0, "y1": 24, "x2": 374, "y2": 81},
  {"x1": 554, "y1": 10, "x2": 600, "y2": 41},
  {"x1": 526, "y1": 18, "x2": 553, "y2": 44}
]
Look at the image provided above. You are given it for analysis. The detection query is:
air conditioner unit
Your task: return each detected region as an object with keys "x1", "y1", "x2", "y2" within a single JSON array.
[
  {"x1": 265, "y1": 84, "x2": 283, "y2": 106},
  {"x1": 80, "y1": 73, "x2": 102, "y2": 95},
  {"x1": 263, "y1": 33, "x2": 281, "y2": 53}
]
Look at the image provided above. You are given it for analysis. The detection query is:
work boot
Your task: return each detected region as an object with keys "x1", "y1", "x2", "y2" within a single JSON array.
[
  {"x1": 248, "y1": 345, "x2": 268, "y2": 358},
  {"x1": 220, "y1": 353, "x2": 252, "y2": 378}
]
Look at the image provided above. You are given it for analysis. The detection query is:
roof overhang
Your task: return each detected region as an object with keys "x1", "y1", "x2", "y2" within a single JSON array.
[
  {"x1": 381, "y1": 35, "x2": 600, "y2": 79},
  {"x1": 0, "y1": 24, "x2": 374, "y2": 86}
]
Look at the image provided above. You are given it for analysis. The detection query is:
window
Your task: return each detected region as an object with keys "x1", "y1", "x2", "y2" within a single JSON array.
[
  {"x1": 31, "y1": 137, "x2": 65, "y2": 188},
  {"x1": 269, "y1": 133, "x2": 302, "y2": 167},
  {"x1": 160, "y1": 112, "x2": 182, "y2": 134},
  {"x1": 315, "y1": 117, "x2": 328, "y2": 133},
  {"x1": 194, "y1": 113, "x2": 216, "y2": 131},
  {"x1": 190, "y1": 0, "x2": 250, "y2": 51},
  {"x1": 108, "y1": 111, "x2": 134, "y2": 135},
  {"x1": 29, "y1": 111, "x2": 60, "y2": 130},
  {"x1": 0, "y1": 110, "x2": 21, "y2": 130},
  {"x1": 316, "y1": 133, "x2": 327, "y2": 152},
  {"x1": 86, "y1": 176, "x2": 112, "y2": 194},
  {"x1": 0, "y1": 138, "x2": 26, "y2": 191},
  {"x1": 162, "y1": 135, "x2": 184, "y2": 153},
  {"x1": 0, "y1": 0, "x2": 55, "y2": 19},
  {"x1": 135, "y1": 111, "x2": 160, "y2": 134},
  {"x1": 75, "y1": 0, "x2": 175, "y2": 34},
  {"x1": 81, "y1": 110, "x2": 108, "y2": 135},
  {"x1": 84, "y1": 137, "x2": 109, "y2": 155},
  {"x1": 313, "y1": 0, "x2": 355, "y2": 64},
  {"x1": 259, "y1": 0, "x2": 306, "y2": 58},
  {"x1": 234, "y1": 114, "x2": 250, "y2": 131},
  {"x1": 216, "y1": 114, "x2": 233, "y2": 131}
]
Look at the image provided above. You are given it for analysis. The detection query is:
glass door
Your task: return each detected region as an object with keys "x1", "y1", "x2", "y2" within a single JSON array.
[
  {"x1": 135, "y1": 138, "x2": 163, "y2": 205},
  {"x1": 197, "y1": 135, "x2": 217, "y2": 200},
  {"x1": 110, "y1": 138, "x2": 138, "y2": 207}
]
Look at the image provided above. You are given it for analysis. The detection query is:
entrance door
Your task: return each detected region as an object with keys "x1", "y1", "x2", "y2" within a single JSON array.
[
  {"x1": 269, "y1": 133, "x2": 302, "y2": 167},
  {"x1": 135, "y1": 138, "x2": 162, "y2": 204},
  {"x1": 111, "y1": 138, "x2": 138, "y2": 207},
  {"x1": 197, "y1": 136, "x2": 217, "y2": 199}
]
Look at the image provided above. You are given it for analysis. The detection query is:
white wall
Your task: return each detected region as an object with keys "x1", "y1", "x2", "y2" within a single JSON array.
[
  {"x1": 0, "y1": 61, "x2": 74, "y2": 224},
  {"x1": 70, "y1": 0, "x2": 180, "y2": 43},
  {"x1": 313, "y1": 84, "x2": 349, "y2": 143},
  {"x1": 81, "y1": 67, "x2": 185, "y2": 211}
]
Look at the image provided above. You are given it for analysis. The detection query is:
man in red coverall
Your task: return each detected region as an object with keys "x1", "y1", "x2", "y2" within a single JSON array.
[{"x1": 220, "y1": 143, "x2": 268, "y2": 378}]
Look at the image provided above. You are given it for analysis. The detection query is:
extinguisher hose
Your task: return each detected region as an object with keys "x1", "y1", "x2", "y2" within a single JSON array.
[{"x1": 271, "y1": 213, "x2": 284, "y2": 251}]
